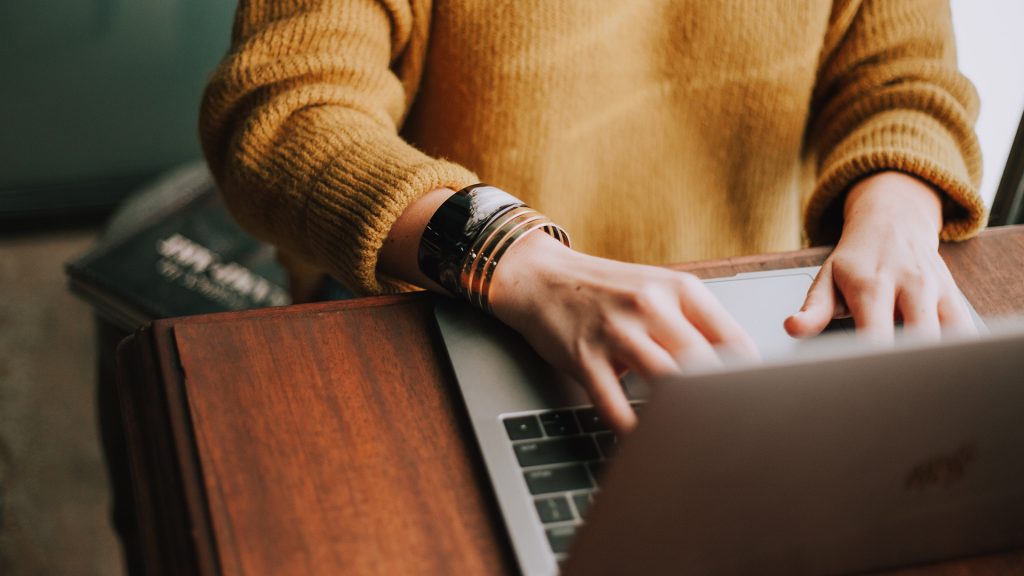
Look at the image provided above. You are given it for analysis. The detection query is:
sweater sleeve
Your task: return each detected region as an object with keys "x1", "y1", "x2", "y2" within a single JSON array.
[
  {"x1": 803, "y1": 0, "x2": 985, "y2": 245},
  {"x1": 199, "y1": 0, "x2": 478, "y2": 294}
]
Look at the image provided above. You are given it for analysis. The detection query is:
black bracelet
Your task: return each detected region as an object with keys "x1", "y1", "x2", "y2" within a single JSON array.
[{"x1": 418, "y1": 184, "x2": 523, "y2": 295}]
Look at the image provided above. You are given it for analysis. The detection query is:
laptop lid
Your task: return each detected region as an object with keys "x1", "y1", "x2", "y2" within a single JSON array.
[{"x1": 565, "y1": 323, "x2": 1024, "y2": 575}]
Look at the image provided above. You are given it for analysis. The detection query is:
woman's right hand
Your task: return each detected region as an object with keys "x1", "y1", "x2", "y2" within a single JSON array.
[{"x1": 489, "y1": 231, "x2": 758, "y2": 434}]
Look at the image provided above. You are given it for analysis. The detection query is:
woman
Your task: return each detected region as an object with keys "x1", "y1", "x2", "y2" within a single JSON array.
[{"x1": 200, "y1": 0, "x2": 985, "y2": 432}]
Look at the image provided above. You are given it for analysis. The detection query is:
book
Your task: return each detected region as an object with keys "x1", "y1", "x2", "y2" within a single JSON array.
[{"x1": 66, "y1": 162, "x2": 291, "y2": 331}]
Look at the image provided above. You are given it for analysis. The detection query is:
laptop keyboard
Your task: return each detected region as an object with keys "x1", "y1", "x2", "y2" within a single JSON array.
[{"x1": 502, "y1": 402, "x2": 643, "y2": 558}]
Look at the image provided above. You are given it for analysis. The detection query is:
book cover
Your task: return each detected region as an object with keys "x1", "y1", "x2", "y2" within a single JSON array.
[{"x1": 66, "y1": 163, "x2": 291, "y2": 331}]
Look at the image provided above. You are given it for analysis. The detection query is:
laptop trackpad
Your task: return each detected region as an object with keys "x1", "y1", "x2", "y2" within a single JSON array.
[{"x1": 703, "y1": 269, "x2": 829, "y2": 359}]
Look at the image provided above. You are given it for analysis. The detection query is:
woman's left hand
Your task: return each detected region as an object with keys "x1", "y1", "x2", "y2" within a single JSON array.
[{"x1": 785, "y1": 171, "x2": 976, "y2": 342}]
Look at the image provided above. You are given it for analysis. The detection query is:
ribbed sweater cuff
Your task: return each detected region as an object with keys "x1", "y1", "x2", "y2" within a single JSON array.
[
  {"x1": 306, "y1": 146, "x2": 478, "y2": 295},
  {"x1": 805, "y1": 110, "x2": 986, "y2": 245}
]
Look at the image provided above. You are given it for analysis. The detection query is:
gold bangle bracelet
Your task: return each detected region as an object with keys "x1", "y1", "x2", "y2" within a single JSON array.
[
  {"x1": 478, "y1": 219, "x2": 561, "y2": 313},
  {"x1": 469, "y1": 212, "x2": 548, "y2": 310},
  {"x1": 422, "y1": 183, "x2": 569, "y2": 312},
  {"x1": 458, "y1": 207, "x2": 570, "y2": 312},
  {"x1": 462, "y1": 208, "x2": 544, "y2": 305}
]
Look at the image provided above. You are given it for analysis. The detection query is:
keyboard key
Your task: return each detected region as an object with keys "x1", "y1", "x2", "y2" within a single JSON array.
[
  {"x1": 573, "y1": 493, "x2": 593, "y2": 518},
  {"x1": 587, "y1": 461, "x2": 607, "y2": 483},
  {"x1": 514, "y1": 436, "x2": 600, "y2": 467},
  {"x1": 574, "y1": 407, "x2": 609, "y2": 433},
  {"x1": 539, "y1": 410, "x2": 580, "y2": 436},
  {"x1": 524, "y1": 465, "x2": 593, "y2": 494},
  {"x1": 535, "y1": 496, "x2": 574, "y2": 523},
  {"x1": 546, "y1": 525, "x2": 576, "y2": 554},
  {"x1": 504, "y1": 415, "x2": 542, "y2": 440},
  {"x1": 594, "y1": 432, "x2": 618, "y2": 459}
]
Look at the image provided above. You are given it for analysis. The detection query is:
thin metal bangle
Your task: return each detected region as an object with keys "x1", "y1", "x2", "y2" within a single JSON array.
[
  {"x1": 462, "y1": 208, "x2": 540, "y2": 301},
  {"x1": 466, "y1": 212, "x2": 547, "y2": 308},
  {"x1": 464, "y1": 211, "x2": 569, "y2": 311},
  {"x1": 479, "y1": 219, "x2": 566, "y2": 313},
  {"x1": 417, "y1": 183, "x2": 570, "y2": 310}
]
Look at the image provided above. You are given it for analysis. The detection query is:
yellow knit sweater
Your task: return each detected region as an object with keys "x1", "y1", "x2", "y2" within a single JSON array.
[{"x1": 200, "y1": 0, "x2": 984, "y2": 295}]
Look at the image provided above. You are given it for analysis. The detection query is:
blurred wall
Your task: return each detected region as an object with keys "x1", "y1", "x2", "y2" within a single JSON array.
[{"x1": 951, "y1": 0, "x2": 1024, "y2": 207}]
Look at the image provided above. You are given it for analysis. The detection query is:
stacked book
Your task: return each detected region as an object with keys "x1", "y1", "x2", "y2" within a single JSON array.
[{"x1": 66, "y1": 162, "x2": 291, "y2": 331}]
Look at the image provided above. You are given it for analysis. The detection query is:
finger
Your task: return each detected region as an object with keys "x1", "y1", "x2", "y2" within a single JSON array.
[
  {"x1": 654, "y1": 318, "x2": 722, "y2": 370},
  {"x1": 937, "y1": 291, "x2": 978, "y2": 336},
  {"x1": 845, "y1": 278, "x2": 896, "y2": 343},
  {"x1": 785, "y1": 259, "x2": 838, "y2": 338},
  {"x1": 896, "y1": 283, "x2": 941, "y2": 341},
  {"x1": 934, "y1": 265, "x2": 978, "y2": 337},
  {"x1": 636, "y1": 286, "x2": 732, "y2": 362},
  {"x1": 607, "y1": 327, "x2": 683, "y2": 381},
  {"x1": 674, "y1": 277, "x2": 759, "y2": 358},
  {"x1": 577, "y1": 347, "x2": 637, "y2": 433}
]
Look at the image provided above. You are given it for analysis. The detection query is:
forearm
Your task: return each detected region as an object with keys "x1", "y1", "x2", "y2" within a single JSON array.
[{"x1": 201, "y1": 0, "x2": 478, "y2": 295}]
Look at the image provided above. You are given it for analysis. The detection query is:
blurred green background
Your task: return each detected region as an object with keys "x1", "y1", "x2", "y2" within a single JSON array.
[{"x1": 0, "y1": 0, "x2": 236, "y2": 220}]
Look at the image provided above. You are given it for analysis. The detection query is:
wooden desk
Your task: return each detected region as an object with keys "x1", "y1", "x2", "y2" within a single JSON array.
[{"x1": 117, "y1": 225, "x2": 1024, "y2": 575}]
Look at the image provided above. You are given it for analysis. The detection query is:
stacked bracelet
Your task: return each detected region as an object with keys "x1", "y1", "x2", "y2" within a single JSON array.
[{"x1": 418, "y1": 184, "x2": 570, "y2": 313}]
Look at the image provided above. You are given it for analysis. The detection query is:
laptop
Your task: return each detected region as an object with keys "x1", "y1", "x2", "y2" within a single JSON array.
[
  {"x1": 564, "y1": 318, "x2": 1024, "y2": 575},
  {"x1": 432, "y1": 267, "x2": 1019, "y2": 575}
]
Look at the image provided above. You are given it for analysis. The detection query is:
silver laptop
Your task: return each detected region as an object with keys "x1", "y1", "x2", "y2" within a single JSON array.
[
  {"x1": 433, "y1": 267, "x2": 1017, "y2": 575},
  {"x1": 564, "y1": 320, "x2": 1024, "y2": 575}
]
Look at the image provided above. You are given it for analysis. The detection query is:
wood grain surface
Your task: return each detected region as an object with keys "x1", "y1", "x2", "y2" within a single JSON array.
[{"x1": 121, "y1": 226, "x2": 1024, "y2": 575}]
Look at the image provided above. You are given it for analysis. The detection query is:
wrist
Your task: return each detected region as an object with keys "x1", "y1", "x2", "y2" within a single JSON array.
[
  {"x1": 843, "y1": 172, "x2": 943, "y2": 236},
  {"x1": 489, "y1": 230, "x2": 576, "y2": 319},
  {"x1": 416, "y1": 183, "x2": 571, "y2": 311}
]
